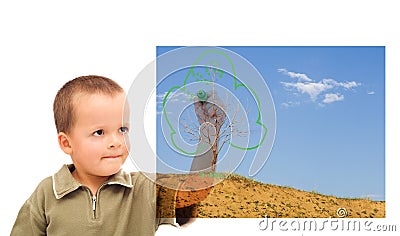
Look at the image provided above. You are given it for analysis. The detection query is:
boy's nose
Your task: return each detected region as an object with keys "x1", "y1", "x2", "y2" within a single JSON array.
[{"x1": 108, "y1": 134, "x2": 122, "y2": 149}]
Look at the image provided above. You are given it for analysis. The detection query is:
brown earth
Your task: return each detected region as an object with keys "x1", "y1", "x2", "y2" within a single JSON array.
[
  {"x1": 157, "y1": 173, "x2": 385, "y2": 218},
  {"x1": 196, "y1": 174, "x2": 385, "y2": 218}
]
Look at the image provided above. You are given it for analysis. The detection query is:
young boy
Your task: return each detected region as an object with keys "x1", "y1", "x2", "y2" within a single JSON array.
[{"x1": 11, "y1": 75, "x2": 211, "y2": 235}]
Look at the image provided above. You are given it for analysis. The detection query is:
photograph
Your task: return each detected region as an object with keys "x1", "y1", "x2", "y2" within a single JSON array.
[{"x1": 154, "y1": 46, "x2": 385, "y2": 219}]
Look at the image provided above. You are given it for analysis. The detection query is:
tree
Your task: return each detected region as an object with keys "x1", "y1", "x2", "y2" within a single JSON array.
[{"x1": 181, "y1": 66, "x2": 248, "y2": 174}]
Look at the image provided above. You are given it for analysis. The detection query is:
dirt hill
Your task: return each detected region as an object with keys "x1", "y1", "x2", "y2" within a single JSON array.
[{"x1": 194, "y1": 174, "x2": 385, "y2": 218}]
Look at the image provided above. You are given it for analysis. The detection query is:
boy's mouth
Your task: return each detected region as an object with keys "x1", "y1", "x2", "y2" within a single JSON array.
[{"x1": 102, "y1": 155, "x2": 122, "y2": 159}]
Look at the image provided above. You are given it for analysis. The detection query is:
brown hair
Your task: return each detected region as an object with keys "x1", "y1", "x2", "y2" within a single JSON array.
[{"x1": 53, "y1": 75, "x2": 124, "y2": 133}]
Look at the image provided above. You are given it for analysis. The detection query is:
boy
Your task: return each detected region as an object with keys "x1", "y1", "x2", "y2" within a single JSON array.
[{"x1": 11, "y1": 75, "x2": 211, "y2": 235}]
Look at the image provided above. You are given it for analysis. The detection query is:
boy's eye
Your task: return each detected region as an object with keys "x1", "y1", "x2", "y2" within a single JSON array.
[
  {"x1": 93, "y1": 129, "x2": 104, "y2": 136},
  {"x1": 119, "y1": 127, "x2": 129, "y2": 134}
]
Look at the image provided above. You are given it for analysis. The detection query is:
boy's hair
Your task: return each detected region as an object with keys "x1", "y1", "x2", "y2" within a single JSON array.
[{"x1": 53, "y1": 75, "x2": 124, "y2": 133}]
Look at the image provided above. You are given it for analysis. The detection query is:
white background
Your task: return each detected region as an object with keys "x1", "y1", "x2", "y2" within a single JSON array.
[{"x1": 0, "y1": 1, "x2": 398, "y2": 235}]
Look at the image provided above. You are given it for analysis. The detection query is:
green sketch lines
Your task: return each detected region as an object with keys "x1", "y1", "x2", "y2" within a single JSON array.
[{"x1": 162, "y1": 49, "x2": 268, "y2": 155}]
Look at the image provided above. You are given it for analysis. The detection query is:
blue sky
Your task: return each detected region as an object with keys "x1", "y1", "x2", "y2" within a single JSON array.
[{"x1": 156, "y1": 46, "x2": 385, "y2": 201}]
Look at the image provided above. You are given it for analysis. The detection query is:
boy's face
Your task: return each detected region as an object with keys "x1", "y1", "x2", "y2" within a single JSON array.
[{"x1": 65, "y1": 92, "x2": 130, "y2": 178}]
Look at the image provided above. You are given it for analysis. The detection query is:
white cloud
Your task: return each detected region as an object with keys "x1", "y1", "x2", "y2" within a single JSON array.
[
  {"x1": 367, "y1": 91, "x2": 375, "y2": 95},
  {"x1": 278, "y1": 68, "x2": 312, "y2": 82},
  {"x1": 156, "y1": 91, "x2": 168, "y2": 105},
  {"x1": 156, "y1": 90, "x2": 192, "y2": 104},
  {"x1": 156, "y1": 110, "x2": 172, "y2": 115},
  {"x1": 281, "y1": 81, "x2": 333, "y2": 101},
  {"x1": 278, "y1": 68, "x2": 360, "y2": 106},
  {"x1": 321, "y1": 78, "x2": 360, "y2": 89},
  {"x1": 156, "y1": 90, "x2": 193, "y2": 115},
  {"x1": 322, "y1": 93, "x2": 344, "y2": 103},
  {"x1": 281, "y1": 101, "x2": 300, "y2": 108}
]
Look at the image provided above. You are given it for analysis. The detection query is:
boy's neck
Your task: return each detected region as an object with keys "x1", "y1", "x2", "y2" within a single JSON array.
[{"x1": 72, "y1": 169, "x2": 109, "y2": 195}]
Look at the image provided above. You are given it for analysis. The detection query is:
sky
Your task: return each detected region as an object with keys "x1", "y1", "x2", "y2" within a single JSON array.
[{"x1": 155, "y1": 46, "x2": 385, "y2": 201}]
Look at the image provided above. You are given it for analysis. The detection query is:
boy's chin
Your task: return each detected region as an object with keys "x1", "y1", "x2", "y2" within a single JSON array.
[{"x1": 99, "y1": 162, "x2": 125, "y2": 176}]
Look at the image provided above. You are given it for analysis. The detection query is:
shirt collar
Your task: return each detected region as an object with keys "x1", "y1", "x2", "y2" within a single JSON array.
[{"x1": 52, "y1": 164, "x2": 133, "y2": 199}]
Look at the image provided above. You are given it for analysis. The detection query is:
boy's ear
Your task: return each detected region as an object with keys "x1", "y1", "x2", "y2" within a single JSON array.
[{"x1": 58, "y1": 132, "x2": 73, "y2": 155}]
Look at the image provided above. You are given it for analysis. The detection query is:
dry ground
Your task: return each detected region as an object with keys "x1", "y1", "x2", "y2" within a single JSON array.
[
  {"x1": 196, "y1": 174, "x2": 385, "y2": 218},
  {"x1": 157, "y1": 173, "x2": 385, "y2": 218}
]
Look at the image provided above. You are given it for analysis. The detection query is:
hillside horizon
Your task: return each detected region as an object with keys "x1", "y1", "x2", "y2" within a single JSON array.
[{"x1": 157, "y1": 173, "x2": 385, "y2": 218}]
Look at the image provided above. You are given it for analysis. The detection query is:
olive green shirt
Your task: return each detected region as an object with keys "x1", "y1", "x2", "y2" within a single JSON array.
[{"x1": 11, "y1": 165, "x2": 177, "y2": 235}]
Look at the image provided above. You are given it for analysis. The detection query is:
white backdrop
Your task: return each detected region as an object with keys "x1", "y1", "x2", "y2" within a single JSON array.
[{"x1": 1, "y1": 1, "x2": 399, "y2": 235}]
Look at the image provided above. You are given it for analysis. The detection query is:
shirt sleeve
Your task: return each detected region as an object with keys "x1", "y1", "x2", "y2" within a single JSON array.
[{"x1": 11, "y1": 199, "x2": 47, "y2": 236}]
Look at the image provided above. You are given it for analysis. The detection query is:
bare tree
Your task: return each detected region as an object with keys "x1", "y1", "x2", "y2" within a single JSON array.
[
  {"x1": 172, "y1": 67, "x2": 250, "y2": 221},
  {"x1": 181, "y1": 67, "x2": 248, "y2": 173}
]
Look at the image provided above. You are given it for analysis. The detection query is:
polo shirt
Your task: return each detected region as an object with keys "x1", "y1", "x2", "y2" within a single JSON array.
[{"x1": 11, "y1": 164, "x2": 177, "y2": 235}]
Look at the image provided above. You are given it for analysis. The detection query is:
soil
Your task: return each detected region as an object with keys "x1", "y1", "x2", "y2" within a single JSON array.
[
  {"x1": 156, "y1": 173, "x2": 385, "y2": 218},
  {"x1": 195, "y1": 174, "x2": 385, "y2": 218}
]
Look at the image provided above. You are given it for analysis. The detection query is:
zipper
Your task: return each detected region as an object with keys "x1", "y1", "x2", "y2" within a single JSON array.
[
  {"x1": 86, "y1": 182, "x2": 108, "y2": 219},
  {"x1": 92, "y1": 195, "x2": 97, "y2": 219}
]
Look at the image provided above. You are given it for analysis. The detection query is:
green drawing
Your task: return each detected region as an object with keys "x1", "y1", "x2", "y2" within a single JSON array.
[
  {"x1": 196, "y1": 89, "x2": 208, "y2": 102},
  {"x1": 162, "y1": 49, "x2": 268, "y2": 155}
]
